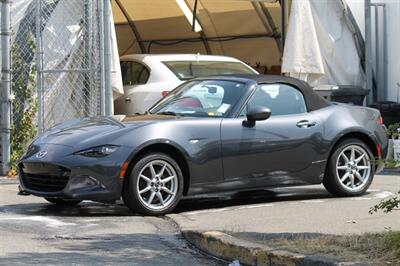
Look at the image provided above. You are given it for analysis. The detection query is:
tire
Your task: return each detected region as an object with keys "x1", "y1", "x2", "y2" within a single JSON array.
[
  {"x1": 122, "y1": 153, "x2": 184, "y2": 215},
  {"x1": 323, "y1": 138, "x2": 375, "y2": 196},
  {"x1": 45, "y1": 198, "x2": 82, "y2": 206}
]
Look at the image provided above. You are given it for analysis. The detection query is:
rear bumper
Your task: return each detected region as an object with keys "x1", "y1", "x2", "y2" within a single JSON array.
[{"x1": 374, "y1": 125, "x2": 389, "y2": 174}]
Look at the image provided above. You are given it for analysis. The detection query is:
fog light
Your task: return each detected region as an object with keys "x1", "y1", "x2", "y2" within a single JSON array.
[{"x1": 68, "y1": 175, "x2": 100, "y2": 191}]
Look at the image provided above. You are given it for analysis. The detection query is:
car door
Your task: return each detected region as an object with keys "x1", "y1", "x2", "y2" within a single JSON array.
[
  {"x1": 221, "y1": 83, "x2": 323, "y2": 184},
  {"x1": 114, "y1": 61, "x2": 150, "y2": 114}
]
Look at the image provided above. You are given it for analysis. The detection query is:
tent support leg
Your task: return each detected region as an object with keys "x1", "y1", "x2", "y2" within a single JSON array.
[
  {"x1": 183, "y1": 0, "x2": 211, "y2": 54},
  {"x1": 114, "y1": 0, "x2": 147, "y2": 53},
  {"x1": 280, "y1": 0, "x2": 286, "y2": 58},
  {"x1": 252, "y1": 2, "x2": 281, "y2": 54}
]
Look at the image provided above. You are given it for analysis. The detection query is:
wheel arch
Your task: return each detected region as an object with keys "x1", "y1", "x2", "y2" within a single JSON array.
[
  {"x1": 329, "y1": 131, "x2": 378, "y2": 159},
  {"x1": 123, "y1": 141, "x2": 191, "y2": 196},
  {"x1": 324, "y1": 131, "x2": 379, "y2": 179}
]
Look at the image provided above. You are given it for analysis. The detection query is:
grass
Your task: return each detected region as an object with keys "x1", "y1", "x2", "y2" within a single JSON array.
[
  {"x1": 233, "y1": 231, "x2": 400, "y2": 265},
  {"x1": 385, "y1": 159, "x2": 399, "y2": 169}
]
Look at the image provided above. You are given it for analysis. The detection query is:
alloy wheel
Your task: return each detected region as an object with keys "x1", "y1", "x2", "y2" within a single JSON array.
[
  {"x1": 335, "y1": 145, "x2": 372, "y2": 191},
  {"x1": 136, "y1": 159, "x2": 178, "y2": 210}
]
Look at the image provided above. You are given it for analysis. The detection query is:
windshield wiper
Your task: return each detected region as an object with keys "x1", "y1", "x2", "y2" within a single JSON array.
[{"x1": 157, "y1": 111, "x2": 183, "y2": 116}]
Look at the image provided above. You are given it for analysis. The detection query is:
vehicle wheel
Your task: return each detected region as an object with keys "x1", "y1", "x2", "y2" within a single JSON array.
[
  {"x1": 323, "y1": 138, "x2": 375, "y2": 196},
  {"x1": 45, "y1": 198, "x2": 82, "y2": 206},
  {"x1": 122, "y1": 153, "x2": 184, "y2": 215}
]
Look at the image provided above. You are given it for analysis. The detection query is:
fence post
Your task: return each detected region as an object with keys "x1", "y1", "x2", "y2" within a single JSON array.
[
  {"x1": 99, "y1": 0, "x2": 105, "y2": 115},
  {"x1": 35, "y1": 0, "x2": 44, "y2": 133},
  {"x1": 103, "y1": 0, "x2": 112, "y2": 116},
  {"x1": 1, "y1": 0, "x2": 11, "y2": 175}
]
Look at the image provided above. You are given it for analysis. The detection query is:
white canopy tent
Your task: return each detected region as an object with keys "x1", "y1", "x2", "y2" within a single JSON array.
[{"x1": 111, "y1": 0, "x2": 365, "y2": 92}]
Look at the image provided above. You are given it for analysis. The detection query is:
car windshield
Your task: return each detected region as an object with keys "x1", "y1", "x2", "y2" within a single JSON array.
[
  {"x1": 162, "y1": 61, "x2": 255, "y2": 80},
  {"x1": 149, "y1": 80, "x2": 248, "y2": 118}
]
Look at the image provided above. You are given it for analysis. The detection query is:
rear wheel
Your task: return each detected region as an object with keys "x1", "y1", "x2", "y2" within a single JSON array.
[
  {"x1": 122, "y1": 153, "x2": 183, "y2": 215},
  {"x1": 323, "y1": 138, "x2": 375, "y2": 196},
  {"x1": 45, "y1": 198, "x2": 82, "y2": 206}
]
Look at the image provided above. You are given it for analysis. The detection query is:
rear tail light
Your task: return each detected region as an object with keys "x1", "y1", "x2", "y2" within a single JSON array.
[
  {"x1": 377, "y1": 116, "x2": 383, "y2": 125},
  {"x1": 376, "y1": 144, "x2": 382, "y2": 159},
  {"x1": 161, "y1": 91, "x2": 169, "y2": 97}
]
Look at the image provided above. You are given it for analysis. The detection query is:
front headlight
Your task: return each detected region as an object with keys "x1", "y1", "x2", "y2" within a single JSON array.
[{"x1": 75, "y1": 145, "x2": 119, "y2": 158}]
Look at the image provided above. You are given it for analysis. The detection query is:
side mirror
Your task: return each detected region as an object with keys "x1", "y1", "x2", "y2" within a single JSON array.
[{"x1": 243, "y1": 106, "x2": 271, "y2": 127}]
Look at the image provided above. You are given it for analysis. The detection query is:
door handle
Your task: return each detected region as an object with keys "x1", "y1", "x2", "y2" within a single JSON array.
[
  {"x1": 296, "y1": 120, "x2": 316, "y2": 128},
  {"x1": 125, "y1": 98, "x2": 131, "y2": 103}
]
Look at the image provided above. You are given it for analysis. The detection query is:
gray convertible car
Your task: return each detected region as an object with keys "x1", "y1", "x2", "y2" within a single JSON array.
[{"x1": 18, "y1": 75, "x2": 388, "y2": 215}]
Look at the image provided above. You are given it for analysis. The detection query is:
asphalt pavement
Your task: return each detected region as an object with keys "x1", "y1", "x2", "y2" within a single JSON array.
[
  {"x1": 170, "y1": 174, "x2": 400, "y2": 235},
  {"x1": 0, "y1": 178, "x2": 221, "y2": 265},
  {"x1": 0, "y1": 174, "x2": 399, "y2": 265}
]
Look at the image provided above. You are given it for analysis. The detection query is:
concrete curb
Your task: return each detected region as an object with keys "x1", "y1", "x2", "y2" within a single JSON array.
[{"x1": 182, "y1": 230, "x2": 367, "y2": 266}]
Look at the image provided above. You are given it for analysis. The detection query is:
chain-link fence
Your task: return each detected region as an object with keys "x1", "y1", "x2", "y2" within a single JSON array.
[
  {"x1": 38, "y1": 0, "x2": 102, "y2": 130},
  {"x1": 1, "y1": 0, "x2": 105, "y2": 173}
]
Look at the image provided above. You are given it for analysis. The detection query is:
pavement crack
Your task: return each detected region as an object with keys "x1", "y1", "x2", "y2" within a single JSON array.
[{"x1": 36, "y1": 235, "x2": 113, "y2": 241}]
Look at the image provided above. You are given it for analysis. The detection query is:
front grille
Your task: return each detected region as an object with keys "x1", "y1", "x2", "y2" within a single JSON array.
[{"x1": 20, "y1": 163, "x2": 71, "y2": 192}]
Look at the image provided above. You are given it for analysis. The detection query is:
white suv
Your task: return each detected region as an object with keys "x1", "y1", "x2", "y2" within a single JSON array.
[{"x1": 114, "y1": 54, "x2": 258, "y2": 115}]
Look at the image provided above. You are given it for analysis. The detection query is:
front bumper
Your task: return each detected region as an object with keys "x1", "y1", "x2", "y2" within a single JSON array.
[{"x1": 18, "y1": 144, "x2": 132, "y2": 202}]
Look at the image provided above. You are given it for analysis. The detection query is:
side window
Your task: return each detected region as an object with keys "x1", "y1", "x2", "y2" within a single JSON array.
[
  {"x1": 243, "y1": 84, "x2": 307, "y2": 116},
  {"x1": 121, "y1": 61, "x2": 149, "y2": 85},
  {"x1": 137, "y1": 67, "x2": 150, "y2": 84}
]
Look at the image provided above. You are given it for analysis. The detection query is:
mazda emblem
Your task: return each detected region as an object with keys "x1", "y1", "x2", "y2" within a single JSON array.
[{"x1": 35, "y1": 151, "x2": 48, "y2": 159}]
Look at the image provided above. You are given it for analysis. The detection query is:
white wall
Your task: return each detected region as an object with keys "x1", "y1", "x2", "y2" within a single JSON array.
[
  {"x1": 346, "y1": 0, "x2": 400, "y2": 102},
  {"x1": 381, "y1": 0, "x2": 400, "y2": 102},
  {"x1": 346, "y1": 0, "x2": 365, "y2": 37}
]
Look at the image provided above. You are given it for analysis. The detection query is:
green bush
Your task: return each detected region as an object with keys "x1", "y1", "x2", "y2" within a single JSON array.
[
  {"x1": 387, "y1": 123, "x2": 400, "y2": 139},
  {"x1": 9, "y1": 34, "x2": 37, "y2": 174}
]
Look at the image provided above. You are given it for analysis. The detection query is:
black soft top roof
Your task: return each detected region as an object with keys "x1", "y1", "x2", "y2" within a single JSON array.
[{"x1": 195, "y1": 74, "x2": 331, "y2": 112}]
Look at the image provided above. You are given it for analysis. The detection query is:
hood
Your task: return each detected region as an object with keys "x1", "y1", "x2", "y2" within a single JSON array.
[
  {"x1": 36, "y1": 117, "x2": 125, "y2": 147},
  {"x1": 35, "y1": 115, "x2": 177, "y2": 148}
]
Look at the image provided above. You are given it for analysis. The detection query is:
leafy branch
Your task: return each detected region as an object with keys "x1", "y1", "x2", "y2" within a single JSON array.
[
  {"x1": 370, "y1": 192, "x2": 400, "y2": 214},
  {"x1": 8, "y1": 33, "x2": 38, "y2": 175}
]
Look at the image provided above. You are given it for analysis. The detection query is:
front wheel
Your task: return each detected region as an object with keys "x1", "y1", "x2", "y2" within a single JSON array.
[
  {"x1": 122, "y1": 153, "x2": 184, "y2": 215},
  {"x1": 323, "y1": 138, "x2": 375, "y2": 196}
]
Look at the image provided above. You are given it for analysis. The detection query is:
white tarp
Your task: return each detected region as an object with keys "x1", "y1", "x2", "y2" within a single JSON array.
[
  {"x1": 282, "y1": 0, "x2": 364, "y2": 87},
  {"x1": 110, "y1": 14, "x2": 123, "y2": 100}
]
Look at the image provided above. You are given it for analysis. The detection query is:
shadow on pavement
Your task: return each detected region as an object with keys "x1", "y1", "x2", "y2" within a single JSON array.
[
  {"x1": 1, "y1": 186, "x2": 374, "y2": 217},
  {"x1": 0, "y1": 201, "x2": 134, "y2": 217},
  {"x1": 174, "y1": 186, "x2": 343, "y2": 213}
]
